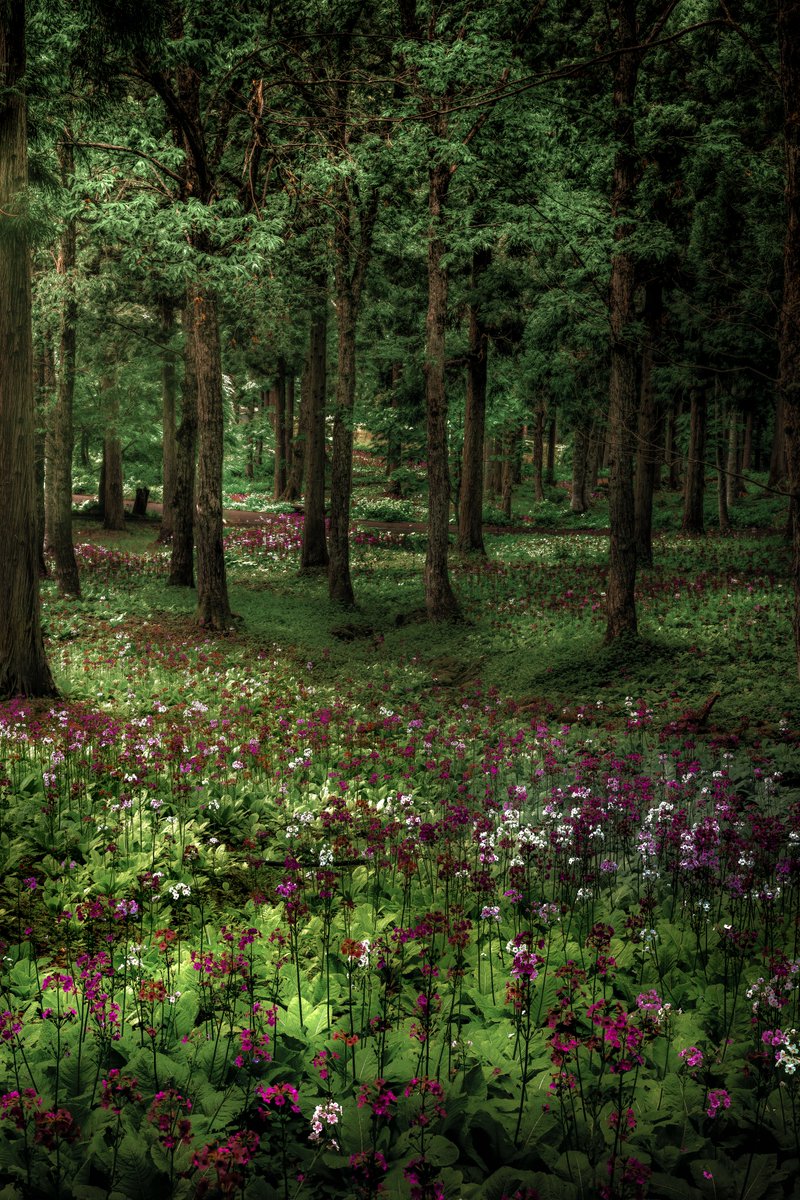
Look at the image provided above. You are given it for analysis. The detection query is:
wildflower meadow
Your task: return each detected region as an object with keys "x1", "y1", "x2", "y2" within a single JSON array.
[{"x1": 0, "y1": 508, "x2": 797, "y2": 1200}]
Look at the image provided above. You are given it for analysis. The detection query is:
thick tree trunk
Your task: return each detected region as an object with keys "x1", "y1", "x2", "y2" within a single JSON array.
[
  {"x1": 424, "y1": 161, "x2": 461, "y2": 620},
  {"x1": 570, "y1": 422, "x2": 591, "y2": 513},
  {"x1": 457, "y1": 247, "x2": 490, "y2": 554},
  {"x1": 0, "y1": 0, "x2": 56, "y2": 698},
  {"x1": 778, "y1": 0, "x2": 800, "y2": 677},
  {"x1": 634, "y1": 279, "x2": 663, "y2": 569},
  {"x1": 168, "y1": 300, "x2": 198, "y2": 588},
  {"x1": 682, "y1": 384, "x2": 707, "y2": 534},
  {"x1": 158, "y1": 299, "x2": 177, "y2": 544},
  {"x1": 190, "y1": 286, "x2": 232, "y2": 629},
  {"x1": 273, "y1": 358, "x2": 287, "y2": 500},
  {"x1": 532, "y1": 399, "x2": 545, "y2": 502},
  {"x1": 604, "y1": 0, "x2": 640, "y2": 643},
  {"x1": 301, "y1": 302, "x2": 329, "y2": 572}
]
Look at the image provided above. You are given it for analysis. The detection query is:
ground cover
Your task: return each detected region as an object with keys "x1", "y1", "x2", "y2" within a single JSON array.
[{"x1": 0, "y1": 508, "x2": 798, "y2": 1199}]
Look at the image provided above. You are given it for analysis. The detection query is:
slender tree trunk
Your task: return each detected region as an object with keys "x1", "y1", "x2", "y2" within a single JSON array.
[
  {"x1": 0, "y1": 0, "x2": 56, "y2": 698},
  {"x1": 283, "y1": 371, "x2": 305, "y2": 501},
  {"x1": 284, "y1": 372, "x2": 294, "y2": 480},
  {"x1": 457, "y1": 246, "x2": 490, "y2": 553},
  {"x1": 158, "y1": 299, "x2": 178, "y2": 544},
  {"x1": 328, "y1": 280, "x2": 357, "y2": 605},
  {"x1": 545, "y1": 413, "x2": 557, "y2": 486},
  {"x1": 778, "y1": 0, "x2": 800, "y2": 676},
  {"x1": 424, "y1": 160, "x2": 461, "y2": 620},
  {"x1": 570, "y1": 421, "x2": 590, "y2": 514},
  {"x1": 769, "y1": 392, "x2": 785, "y2": 487},
  {"x1": 168, "y1": 300, "x2": 198, "y2": 588},
  {"x1": 604, "y1": 0, "x2": 640, "y2": 643},
  {"x1": 48, "y1": 153, "x2": 81, "y2": 594},
  {"x1": 328, "y1": 179, "x2": 377, "y2": 605},
  {"x1": 273, "y1": 358, "x2": 287, "y2": 500},
  {"x1": 501, "y1": 429, "x2": 515, "y2": 520},
  {"x1": 715, "y1": 388, "x2": 731, "y2": 534},
  {"x1": 101, "y1": 367, "x2": 125, "y2": 531},
  {"x1": 190, "y1": 285, "x2": 232, "y2": 629},
  {"x1": 742, "y1": 406, "x2": 754, "y2": 473},
  {"x1": 301, "y1": 301, "x2": 329, "y2": 572},
  {"x1": 725, "y1": 407, "x2": 740, "y2": 507},
  {"x1": 682, "y1": 384, "x2": 707, "y2": 534},
  {"x1": 34, "y1": 349, "x2": 47, "y2": 576},
  {"x1": 532, "y1": 399, "x2": 545, "y2": 502},
  {"x1": 634, "y1": 279, "x2": 663, "y2": 569}
]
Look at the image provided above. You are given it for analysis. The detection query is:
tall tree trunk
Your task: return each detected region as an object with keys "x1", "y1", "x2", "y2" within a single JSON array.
[
  {"x1": 532, "y1": 398, "x2": 545, "y2": 502},
  {"x1": 0, "y1": 0, "x2": 56, "y2": 698},
  {"x1": 191, "y1": 285, "x2": 232, "y2": 629},
  {"x1": 742, "y1": 406, "x2": 754, "y2": 473},
  {"x1": 47, "y1": 139, "x2": 81, "y2": 596},
  {"x1": 168, "y1": 300, "x2": 197, "y2": 587},
  {"x1": 424, "y1": 160, "x2": 461, "y2": 620},
  {"x1": 328, "y1": 278, "x2": 357, "y2": 605},
  {"x1": 457, "y1": 246, "x2": 490, "y2": 554},
  {"x1": 501, "y1": 428, "x2": 515, "y2": 520},
  {"x1": 328, "y1": 180, "x2": 378, "y2": 605},
  {"x1": 158, "y1": 299, "x2": 178, "y2": 544},
  {"x1": 725, "y1": 407, "x2": 740, "y2": 507},
  {"x1": 273, "y1": 358, "x2": 287, "y2": 500},
  {"x1": 570, "y1": 421, "x2": 591, "y2": 513},
  {"x1": 778, "y1": 0, "x2": 800, "y2": 677},
  {"x1": 604, "y1": 0, "x2": 640, "y2": 643},
  {"x1": 634, "y1": 279, "x2": 663, "y2": 569},
  {"x1": 665, "y1": 394, "x2": 682, "y2": 489},
  {"x1": 769, "y1": 392, "x2": 786, "y2": 487},
  {"x1": 101, "y1": 367, "x2": 125, "y2": 532},
  {"x1": 715, "y1": 388, "x2": 731, "y2": 534},
  {"x1": 284, "y1": 372, "x2": 294, "y2": 481},
  {"x1": 283, "y1": 370, "x2": 305, "y2": 501},
  {"x1": 34, "y1": 349, "x2": 47, "y2": 576},
  {"x1": 681, "y1": 384, "x2": 707, "y2": 534},
  {"x1": 301, "y1": 301, "x2": 329, "y2": 572},
  {"x1": 545, "y1": 413, "x2": 557, "y2": 486}
]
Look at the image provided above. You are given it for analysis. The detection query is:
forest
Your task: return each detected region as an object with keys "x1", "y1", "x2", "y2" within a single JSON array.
[{"x1": 0, "y1": 0, "x2": 799, "y2": 1197}]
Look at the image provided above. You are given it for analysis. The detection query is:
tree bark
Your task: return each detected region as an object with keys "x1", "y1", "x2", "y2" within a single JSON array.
[
  {"x1": 168, "y1": 299, "x2": 197, "y2": 588},
  {"x1": 45, "y1": 135, "x2": 81, "y2": 596},
  {"x1": 328, "y1": 175, "x2": 378, "y2": 606},
  {"x1": 778, "y1": 0, "x2": 800, "y2": 677},
  {"x1": 604, "y1": 0, "x2": 640, "y2": 643},
  {"x1": 273, "y1": 357, "x2": 287, "y2": 499},
  {"x1": 769, "y1": 391, "x2": 786, "y2": 487},
  {"x1": 725, "y1": 407, "x2": 741, "y2": 507},
  {"x1": 101, "y1": 366, "x2": 125, "y2": 532},
  {"x1": 634, "y1": 279, "x2": 663, "y2": 569},
  {"x1": 570, "y1": 421, "x2": 591, "y2": 514},
  {"x1": 191, "y1": 285, "x2": 232, "y2": 629},
  {"x1": 544, "y1": 415, "x2": 556, "y2": 484},
  {"x1": 301, "y1": 300, "x2": 329, "y2": 572},
  {"x1": 532, "y1": 398, "x2": 545, "y2": 502},
  {"x1": 424, "y1": 160, "x2": 461, "y2": 620},
  {"x1": 0, "y1": 0, "x2": 56, "y2": 698},
  {"x1": 681, "y1": 384, "x2": 707, "y2": 534},
  {"x1": 158, "y1": 299, "x2": 178, "y2": 544},
  {"x1": 715, "y1": 388, "x2": 731, "y2": 535},
  {"x1": 457, "y1": 246, "x2": 491, "y2": 553},
  {"x1": 283, "y1": 370, "x2": 305, "y2": 501}
]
